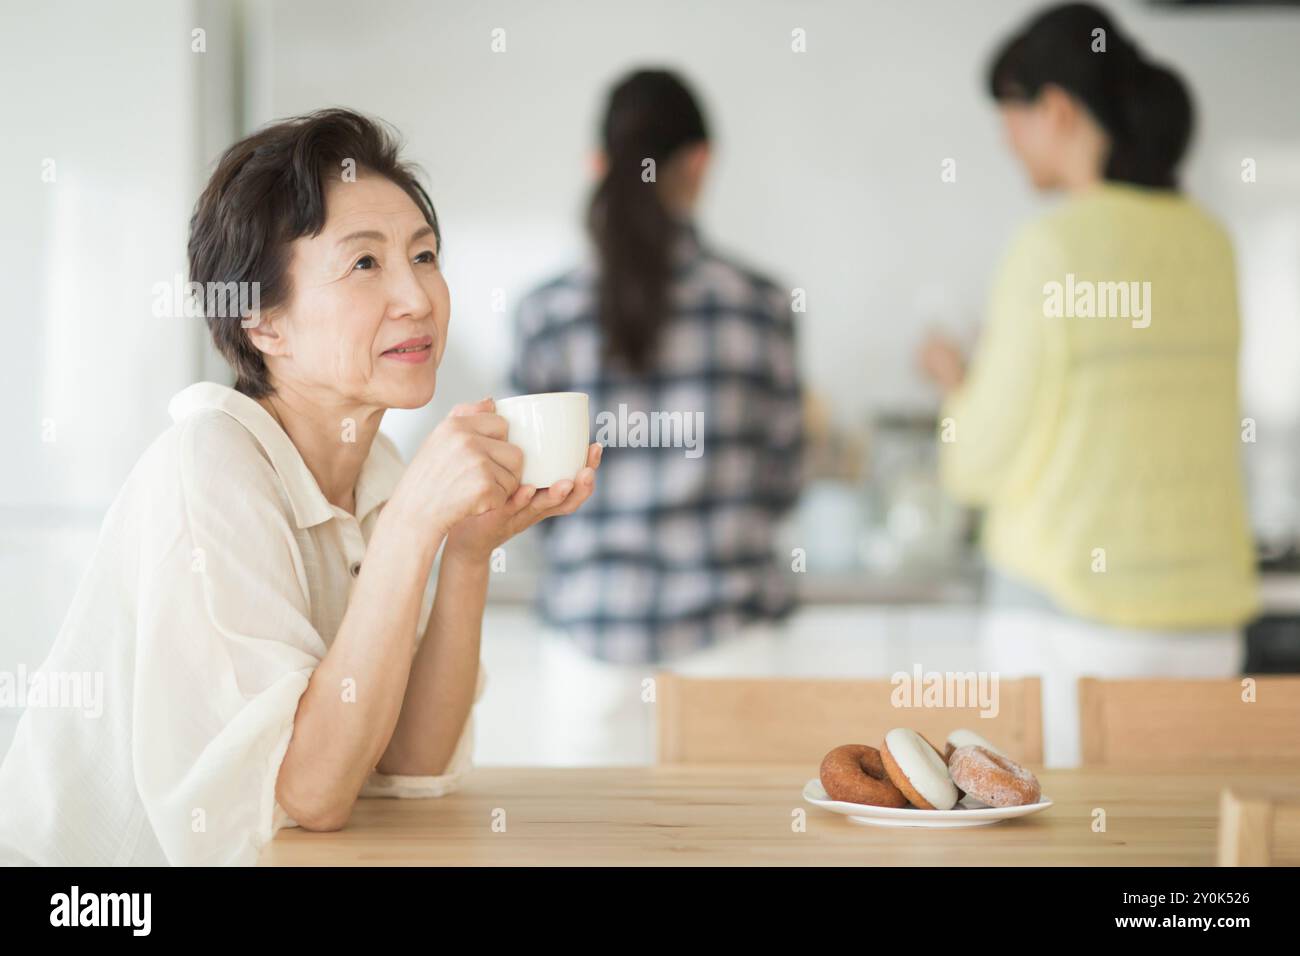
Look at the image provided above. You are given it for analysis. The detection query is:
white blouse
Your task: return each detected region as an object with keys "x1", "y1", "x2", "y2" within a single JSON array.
[{"x1": 0, "y1": 381, "x2": 486, "y2": 865}]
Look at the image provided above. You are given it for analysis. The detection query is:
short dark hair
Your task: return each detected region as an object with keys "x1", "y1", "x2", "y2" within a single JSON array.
[{"x1": 188, "y1": 108, "x2": 440, "y2": 398}]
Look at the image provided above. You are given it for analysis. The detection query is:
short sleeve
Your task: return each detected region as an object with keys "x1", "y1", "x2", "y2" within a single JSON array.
[
  {"x1": 358, "y1": 665, "x2": 488, "y2": 798},
  {"x1": 132, "y1": 412, "x2": 327, "y2": 865}
]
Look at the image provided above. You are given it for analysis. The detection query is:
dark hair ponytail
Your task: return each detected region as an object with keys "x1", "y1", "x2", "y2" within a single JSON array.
[
  {"x1": 587, "y1": 70, "x2": 708, "y2": 373},
  {"x1": 988, "y1": 2, "x2": 1194, "y2": 190}
]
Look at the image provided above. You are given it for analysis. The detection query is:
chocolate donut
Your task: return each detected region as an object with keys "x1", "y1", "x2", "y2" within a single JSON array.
[
  {"x1": 948, "y1": 745, "x2": 1041, "y2": 807},
  {"x1": 819, "y1": 744, "x2": 909, "y2": 808}
]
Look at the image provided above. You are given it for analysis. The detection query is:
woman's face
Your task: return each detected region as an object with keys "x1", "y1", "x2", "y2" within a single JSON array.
[
  {"x1": 999, "y1": 99, "x2": 1059, "y2": 190},
  {"x1": 998, "y1": 84, "x2": 1108, "y2": 192},
  {"x1": 253, "y1": 173, "x2": 449, "y2": 410}
]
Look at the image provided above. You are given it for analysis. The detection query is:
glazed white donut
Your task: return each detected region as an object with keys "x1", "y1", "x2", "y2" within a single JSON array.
[
  {"x1": 881, "y1": 728, "x2": 959, "y2": 810},
  {"x1": 944, "y1": 728, "x2": 1008, "y2": 763}
]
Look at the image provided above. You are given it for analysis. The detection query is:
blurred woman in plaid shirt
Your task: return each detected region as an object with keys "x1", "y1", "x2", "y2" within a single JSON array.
[{"x1": 510, "y1": 69, "x2": 807, "y2": 764}]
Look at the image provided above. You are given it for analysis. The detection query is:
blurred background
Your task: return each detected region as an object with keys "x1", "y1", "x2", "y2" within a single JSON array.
[{"x1": 3, "y1": 0, "x2": 1299, "y2": 763}]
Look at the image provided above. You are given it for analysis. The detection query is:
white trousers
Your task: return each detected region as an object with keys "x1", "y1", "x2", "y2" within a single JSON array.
[
  {"x1": 535, "y1": 620, "x2": 785, "y2": 766},
  {"x1": 978, "y1": 604, "x2": 1244, "y2": 768}
]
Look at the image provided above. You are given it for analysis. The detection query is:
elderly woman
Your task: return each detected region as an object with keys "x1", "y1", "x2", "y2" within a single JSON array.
[{"x1": 0, "y1": 108, "x2": 600, "y2": 865}]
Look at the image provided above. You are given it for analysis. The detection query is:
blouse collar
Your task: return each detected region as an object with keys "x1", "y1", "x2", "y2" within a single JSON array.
[{"x1": 167, "y1": 381, "x2": 404, "y2": 529}]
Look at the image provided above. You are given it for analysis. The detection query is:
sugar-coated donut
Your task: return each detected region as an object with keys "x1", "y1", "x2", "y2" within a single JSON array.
[
  {"x1": 881, "y1": 728, "x2": 959, "y2": 810},
  {"x1": 948, "y1": 745, "x2": 1041, "y2": 807},
  {"x1": 819, "y1": 745, "x2": 909, "y2": 808},
  {"x1": 943, "y1": 728, "x2": 1009, "y2": 764}
]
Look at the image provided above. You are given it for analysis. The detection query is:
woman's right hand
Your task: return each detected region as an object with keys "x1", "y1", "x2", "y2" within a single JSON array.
[
  {"x1": 388, "y1": 398, "x2": 524, "y2": 539},
  {"x1": 918, "y1": 330, "x2": 967, "y2": 395}
]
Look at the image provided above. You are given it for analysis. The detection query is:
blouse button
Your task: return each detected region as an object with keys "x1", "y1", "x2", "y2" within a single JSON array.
[{"x1": 349, "y1": 561, "x2": 362, "y2": 578}]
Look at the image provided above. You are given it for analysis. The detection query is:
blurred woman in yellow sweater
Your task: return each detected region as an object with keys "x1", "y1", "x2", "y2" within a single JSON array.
[{"x1": 920, "y1": 3, "x2": 1258, "y2": 766}]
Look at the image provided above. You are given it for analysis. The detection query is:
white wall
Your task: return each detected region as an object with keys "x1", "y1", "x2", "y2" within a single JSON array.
[
  {"x1": 0, "y1": 0, "x2": 207, "y2": 514},
  {"x1": 0, "y1": 0, "x2": 213, "y2": 752}
]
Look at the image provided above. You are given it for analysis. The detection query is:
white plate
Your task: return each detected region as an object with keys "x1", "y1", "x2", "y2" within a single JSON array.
[{"x1": 802, "y1": 778, "x2": 1052, "y2": 828}]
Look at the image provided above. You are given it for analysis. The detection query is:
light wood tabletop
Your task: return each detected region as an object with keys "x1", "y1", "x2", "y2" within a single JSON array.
[{"x1": 259, "y1": 765, "x2": 1300, "y2": 866}]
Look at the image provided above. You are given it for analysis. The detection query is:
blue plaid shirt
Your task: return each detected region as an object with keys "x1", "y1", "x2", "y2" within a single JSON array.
[{"x1": 509, "y1": 222, "x2": 806, "y2": 664}]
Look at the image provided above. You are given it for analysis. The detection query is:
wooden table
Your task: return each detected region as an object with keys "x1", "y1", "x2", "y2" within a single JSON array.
[{"x1": 259, "y1": 765, "x2": 1300, "y2": 865}]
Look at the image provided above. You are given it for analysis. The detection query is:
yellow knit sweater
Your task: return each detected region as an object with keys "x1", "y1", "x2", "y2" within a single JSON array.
[{"x1": 941, "y1": 182, "x2": 1259, "y2": 628}]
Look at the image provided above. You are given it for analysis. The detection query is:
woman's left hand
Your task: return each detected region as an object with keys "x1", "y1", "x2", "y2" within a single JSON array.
[{"x1": 443, "y1": 442, "x2": 603, "y2": 562}]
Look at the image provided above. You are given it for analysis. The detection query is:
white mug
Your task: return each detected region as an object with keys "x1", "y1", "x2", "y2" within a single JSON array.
[{"x1": 494, "y1": 392, "x2": 590, "y2": 488}]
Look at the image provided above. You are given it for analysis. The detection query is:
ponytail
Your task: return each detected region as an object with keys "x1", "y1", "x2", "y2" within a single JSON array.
[
  {"x1": 587, "y1": 70, "x2": 708, "y2": 373},
  {"x1": 1106, "y1": 55, "x2": 1193, "y2": 189}
]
